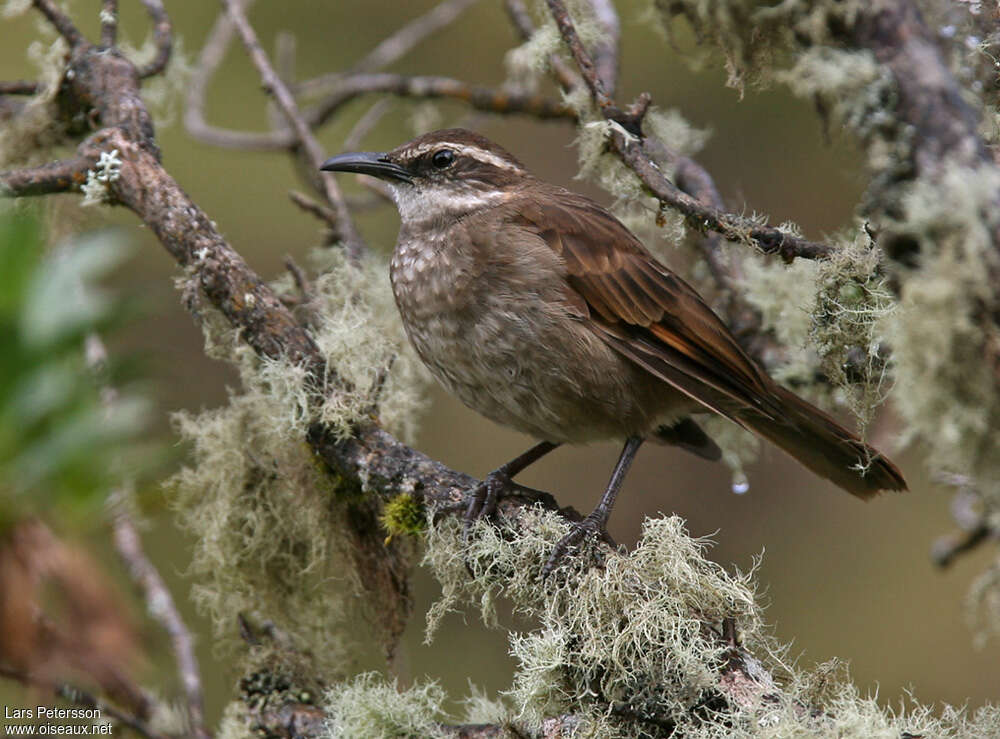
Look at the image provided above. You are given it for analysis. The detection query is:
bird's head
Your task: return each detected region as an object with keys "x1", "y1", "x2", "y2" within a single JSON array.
[{"x1": 320, "y1": 128, "x2": 529, "y2": 225}]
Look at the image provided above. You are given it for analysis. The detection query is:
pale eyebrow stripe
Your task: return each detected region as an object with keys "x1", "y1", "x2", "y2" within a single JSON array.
[{"x1": 404, "y1": 142, "x2": 524, "y2": 172}]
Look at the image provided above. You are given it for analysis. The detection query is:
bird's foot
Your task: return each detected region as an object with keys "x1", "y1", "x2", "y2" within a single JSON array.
[
  {"x1": 542, "y1": 512, "x2": 610, "y2": 578},
  {"x1": 463, "y1": 470, "x2": 513, "y2": 543}
]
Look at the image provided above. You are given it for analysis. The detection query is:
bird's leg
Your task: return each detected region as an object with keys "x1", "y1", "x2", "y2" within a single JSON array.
[
  {"x1": 464, "y1": 441, "x2": 560, "y2": 533},
  {"x1": 543, "y1": 436, "x2": 644, "y2": 577}
]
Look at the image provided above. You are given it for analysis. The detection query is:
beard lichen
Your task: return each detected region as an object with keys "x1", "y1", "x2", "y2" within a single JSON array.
[
  {"x1": 810, "y1": 228, "x2": 897, "y2": 439},
  {"x1": 168, "y1": 249, "x2": 427, "y2": 674},
  {"x1": 421, "y1": 509, "x2": 767, "y2": 736},
  {"x1": 314, "y1": 506, "x2": 1000, "y2": 738},
  {"x1": 323, "y1": 673, "x2": 450, "y2": 739},
  {"x1": 885, "y1": 164, "x2": 1000, "y2": 486}
]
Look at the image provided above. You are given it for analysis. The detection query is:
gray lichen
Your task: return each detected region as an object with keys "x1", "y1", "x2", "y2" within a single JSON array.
[{"x1": 168, "y1": 249, "x2": 427, "y2": 673}]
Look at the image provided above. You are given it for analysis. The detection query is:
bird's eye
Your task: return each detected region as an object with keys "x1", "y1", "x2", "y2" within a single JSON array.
[{"x1": 432, "y1": 149, "x2": 455, "y2": 169}]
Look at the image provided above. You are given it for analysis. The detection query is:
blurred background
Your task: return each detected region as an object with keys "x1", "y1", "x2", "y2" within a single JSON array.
[{"x1": 1, "y1": 0, "x2": 995, "y2": 726}]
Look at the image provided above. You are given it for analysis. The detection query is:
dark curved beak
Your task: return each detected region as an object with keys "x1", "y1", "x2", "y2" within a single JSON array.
[{"x1": 320, "y1": 151, "x2": 412, "y2": 183}]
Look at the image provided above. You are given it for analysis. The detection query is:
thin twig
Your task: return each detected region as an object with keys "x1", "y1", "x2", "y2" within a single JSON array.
[
  {"x1": 503, "y1": 0, "x2": 583, "y2": 93},
  {"x1": 546, "y1": 0, "x2": 614, "y2": 113},
  {"x1": 269, "y1": 31, "x2": 297, "y2": 133},
  {"x1": 309, "y1": 73, "x2": 574, "y2": 130},
  {"x1": 296, "y1": 0, "x2": 483, "y2": 96},
  {"x1": 932, "y1": 524, "x2": 992, "y2": 568},
  {"x1": 0, "y1": 80, "x2": 40, "y2": 95},
  {"x1": 0, "y1": 666, "x2": 169, "y2": 739},
  {"x1": 352, "y1": 0, "x2": 481, "y2": 74},
  {"x1": 284, "y1": 254, "x2": 312, "y2": 299},
  {"x1": 136, "y1": 0, "x2": 173, "y2": 78},
  {"x1": 586, "y1": 0, "x2": 620, "y2": 98},
  {"x1": 31, "y1": 0, "x2": 84, "y2": 47},
  {"x1": 188, "y1": 3, "x2": 572, "y2": 153},
  {"x1": 0, "y1": 157, "x2": 92, "y2": 196},
  {"x1": 544, "y1": 0, "x2": 836, "y2": 261},
  {"x1": 289, "y1": 190, "x2": 339, "y2": 231},
  {"x1": 222, "y1": 0, "x2": 365, "y2": 259},
  {"x1": 112, "y1": 510, "x2": 209, "y2": 739},
  {"x1": 100, "y1": 0, "x2": 118, "y2": 47},
  {"x1": 344, "y1": 98, "x2": 394, "y2": 151},
  {"x1": 186, "y1": 1, "x2": 278, "y2": 150}
]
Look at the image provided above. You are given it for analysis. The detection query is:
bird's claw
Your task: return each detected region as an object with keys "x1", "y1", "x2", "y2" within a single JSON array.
[
  {"x1": 542, "y1": 513, "x2": 609, "y2": 578},
  {"x1": 463, "y1": 471, "x2": 512, "y2": 544}
]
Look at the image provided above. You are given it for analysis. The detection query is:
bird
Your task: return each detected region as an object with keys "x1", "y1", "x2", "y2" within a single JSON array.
[{"x1": 321, "y1": 128, "x2": 906, "y2": 574}]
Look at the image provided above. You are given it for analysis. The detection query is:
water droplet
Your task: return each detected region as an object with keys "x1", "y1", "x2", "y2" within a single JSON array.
[{"x1": 732, "y1": 476, "x2": 750, "y2": 495}]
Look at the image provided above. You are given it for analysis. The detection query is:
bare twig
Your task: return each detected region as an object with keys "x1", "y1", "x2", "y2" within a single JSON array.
[
  {"x1": 0, "y1": 80, "x2": 40, "y2": 95},
  {"x1": 0, "y1": 666, "x2": 169, "y2": 739},
  {"x1": 185, "y1": 1, "x2": 280, "y2": 150},
  {"x1": 222, "y1": 0, "x2": 365, "y2": 259},
  {"x1": 297, "y1": 0, "x2": 482, "y2": 96},
  {"x1": 586, "y1": 0, "x2": 620, "y2": 98},
  {"x1": 188, "y1": 2, "x2": 572, "y2": 153},
  {"x1": 933, "y1": 524, "x2": 993, "y2": 568},
  {"x1": 0, "y1": 157, "x2": 92, "y2": 196},
  {"x1": 310, "y1": 73, "x2": 574, "y2": 129},
  {"x1": 136, "y1": 0, "x2": 173, "y2": 78},
  {"x1": 289, "y1": 190, "x2": 339, "y2": 231},
  {"x1": 284, "y1": 254, "x2": 312, "y2": 299},
  {"x1": 112, "y1": 511, "x2": 209, "y2": 739},
  {"x1": 351, "y1": 0, "x2": 481, "y2": 74},
  {"x1": 931, "y1": 479, "x2": 998, "y2": 568},
  {"x1": 100, "y1": 0, "x2": 117, "y2": 47},
  {"x1": 344, "y1": 98, "x2": 394, "y2": 151},
  {"x1": 31, "y1": 0, "x2": 84, "y2": 46}
]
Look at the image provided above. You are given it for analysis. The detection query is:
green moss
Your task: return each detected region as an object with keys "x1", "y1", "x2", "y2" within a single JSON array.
[{"x1": 379, "y1": 492, "x2": 426, "y2": 541}]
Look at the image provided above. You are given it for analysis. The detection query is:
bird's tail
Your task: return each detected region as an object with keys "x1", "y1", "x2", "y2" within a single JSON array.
[{"x1": 739, "y1": 383, "x2": 906, "y2": 498}]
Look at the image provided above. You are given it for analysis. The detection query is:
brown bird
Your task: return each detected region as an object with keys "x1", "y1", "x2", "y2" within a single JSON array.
[{"x1": 321, "y1": 129, "x2": 906, "y2": 573}]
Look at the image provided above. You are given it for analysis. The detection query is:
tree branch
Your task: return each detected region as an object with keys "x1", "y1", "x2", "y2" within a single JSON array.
[
  {"x1": 221, "y1": 0, "x2": 365, "y2": 259},
  {"x1": 112, "y1": 511, "x2": 209, "y2": 739},
  {"x1": 0, "y1": 157, "x2": 92, "y2": 196},
  {"x1": 0, "y1": 80, "x2": 41, "y2": 95},
  {"x1": 100, "y1": 0, "x2": 117, "y2": 47},
  {"x1": 136, "y1": 0, "x2": 173, "y2": 78},
  {"x1": 345, "y1": 0, "x2": 482, "y2": 78},
  {"x1": 544, "y1": 0, "x2": 836, "y2": 261},
  {"x1": 31, "y1": 0, "x2": 84, "y2": 46},
  {"x1": 309, "y1": 73, "x2": 575, "y2": 129}
]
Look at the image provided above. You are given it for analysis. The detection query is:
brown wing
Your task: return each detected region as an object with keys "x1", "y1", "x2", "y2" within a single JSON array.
[{"x1": 512, "y1": 188, "x2": 779, "y2": 423}]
